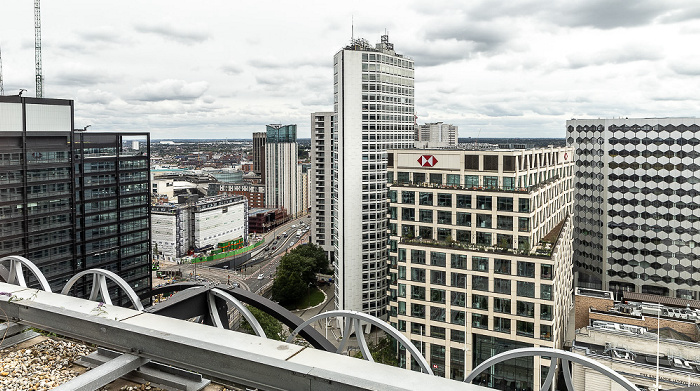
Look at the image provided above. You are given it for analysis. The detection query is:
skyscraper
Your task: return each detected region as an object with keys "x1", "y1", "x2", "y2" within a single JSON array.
[
  {"x1": 567, "y1": 118, "x2": 700, "y2": 300},
  {"x1": 265, "y1": 124, "x2": 300, "y2": 218},
  {"x1": 332, "y1": 35, "x2": 415, "y2": 317},
  {"x1": 310, "y1": 112, "x2": 334, "y2": 260},
  {"x1": 253, "y1": 132, "x2": 266, "y2": 182},
  {"x1": 0, "y1": 96, "x2": 151, "y2": 304},
  {"x1": 415, "y1": 122, "x2": 458, "y2": 148}
]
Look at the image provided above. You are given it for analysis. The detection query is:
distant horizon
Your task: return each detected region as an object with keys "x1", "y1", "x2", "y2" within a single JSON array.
[{"x1": 150, "y1": 137, "x2": 567, "y2": 141}]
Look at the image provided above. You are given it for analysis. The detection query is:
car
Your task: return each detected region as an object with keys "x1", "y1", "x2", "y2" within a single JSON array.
[{"x1": 257, "y1": 273, "x2": 265, "y2": 280}]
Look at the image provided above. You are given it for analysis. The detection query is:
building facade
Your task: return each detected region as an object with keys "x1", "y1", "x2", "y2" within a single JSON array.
[
  {"x1": 310, "y1": 112, "x2": 334, "y2": 259},
  {"x1": 415, "y1": 122, "x2": 458, "y2": 148},
  {"x1": 332, "y1": 35, "x2": 415, "y2": 317},
  {"x1": 387, "y1": 147, "x2": 574, "y2": 386},
  {"x1": 151, "y1": 194, "x2": 247, "y2": 259},
  {"x1": 210, "y1": 182, "x2": 265, "y2": 208},
  {"x1": 265, "y1": 124, "x2": 301, "y2": 217},
  {"x1": 253, "y1": 132, "x2": 266, "y2": 182},
  {"x1": 567, "y1": 118, "x2": 700, "y2": 300},
  {"x1": 0, "y1": 96, "x2": 151, "y2": 303}
]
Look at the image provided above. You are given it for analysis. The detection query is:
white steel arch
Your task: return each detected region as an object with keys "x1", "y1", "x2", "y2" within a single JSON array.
[
  {"x1": 0, "y1": 255, "x2": 52, "y2": 292},
  {"x1": 286, "y1": 310, "x2": 434, "y2": 375},
  {"x1": 208, "y1": 288, "x2": 265, "y2": 337},
  {"x1": 61, "y1": 269, "x2": 144, "y2": 311}
]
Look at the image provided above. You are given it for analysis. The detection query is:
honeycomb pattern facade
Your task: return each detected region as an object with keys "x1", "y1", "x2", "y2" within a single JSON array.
[{"x1": 567, "y1": 118, "x2": 700, "y2": 300}]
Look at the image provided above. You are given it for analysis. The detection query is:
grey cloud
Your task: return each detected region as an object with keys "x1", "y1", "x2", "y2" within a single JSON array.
[
  {"x1": 566, "y1": 46, "x2": 663, "y2": 69},
  {"x1": 480, "y1": 104, "x2": 523, "y2": 117},
  {"x1": 221, "y1": 63, "x2": 243, "y2": 75},
  {"x1": 54, "y1": 66, "x2": 121, "y2": 86},
  {"x1": 249, "y1": 57, "x2": 319, "y2": 69},
  {"x1": 425, "y1": 23, "x2": 512, "y2": 53},
  {"x1": 128, "y1": 79, "x2": 209, "y2": 101},
  {"x1": 76, "y1": 89, "x2": 119, "y2": 105},
  {"x1": 669, "y1": 61, "x2": 700, "y2": 76},
  {"x1": 559, "y1": 0, "x2": 673, "y2": 29},
  {"x1": 402, "y1": 40, "x2": 473, "y2": 67},
  {"x1": 134, "y1": 23, "x2": 208, "y2": 45}
]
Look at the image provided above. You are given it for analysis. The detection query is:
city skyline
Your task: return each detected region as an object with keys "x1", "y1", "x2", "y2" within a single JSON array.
[{"x1": 1, "y1": 1, "x2": 698, "y2": 140}]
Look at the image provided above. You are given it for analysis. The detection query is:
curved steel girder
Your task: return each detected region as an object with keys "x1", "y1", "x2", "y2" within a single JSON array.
[
  {"x1": 146, "y1": 283, "x2": 336, "y2": 351},
  {"x1": 286, "y1": 310, "x2": 434, "y2": 376},
  {"x1": 0, "y1": 255, "x2": 52, "y2": 292},
  {"x1": 464, "y1": 347, "x2": 640, "y2": 391},
  {"x1": 61, "y1": 269, "x2": 144, "y2": 311},
  {"x1": 208, "y1": 288, "x2": 265, "y2": 337}
]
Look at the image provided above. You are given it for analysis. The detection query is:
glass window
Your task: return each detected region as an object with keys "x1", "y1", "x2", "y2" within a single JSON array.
[
  {"x1": 431, "y1": 270, "x2": 446, "y2": 285},
  {"x1": 541, "y1": 324, "x2": 552, "y2": 341},
  {"x1": 437, "y1": 194, "x2": 452, "y2": 207},
  {"x1": 398, "y1": 266, "x2": 406, "y2": 280},
  {"x1": 476, "y1": 196, "x2": 492, "y2": 210},
  {"x1": 456, "y1": 212, "x2": 471, "y2": 226},
  {"x1": 541, "y1": 284, "x2": 552, "y2": 300},
  {"x1": 451, "y1": 291, "x2": 466, "y2": 307},
  {"x1": 398, "y1": 301, "x2": 406, "y2": 315},
  {"x1": 451, "y1": 254, "x2": 467, "y2": 269},
  {"x1": 450, "y1": 330, "x2": 465, "y2": 343},
  {"x1": 518, "y1": 217, "x2": 530, "y2": 232},
  {"x1": 430, "y1": 288, "x2": 446, "y2": 303},
  {"x1": 496, "y1": 234, "x2": 513, "y2": 249},
  {"x1": 410, "y1": 268, "x2": 425, "y2": 282},
  {"x1": 516, "y1": 320, "x2": 534, "y2": 337},
  {"x1": 476, "y1": 214, "x2": 492, "y2": 228},
  {"x1": 430, "y1": 251, "x2": 446, "y2": 267},
  {"x1": 413, "y1": 172, "x2": 425, "y2": 184},
  {"x1": 494, "y1": 297, "x2": 511, "y2": 314},
  {"x1": 419, "y1": 209, "x2": 433, "y2": 223},
  {"x1": 388, "y1": 190, "x2": 397, "y2": 203},
  {"x1": 397, "y1": 172, "x2": 410, "y2": 184},
  {"x1": 419, "y1": 192, "x2": 433, "y2": 206},
  {"x1": 503, "y1": 177, "x2": 515, "y2": 190},
  {"x1": 541, "y1": 304, "x2": 553, "y2": 321},
  {"x1": 419, "y1": 226, "x2": 432, "y2": 240},
  {"x1": 430, "y1": 173, "x2": 442, "y2": 185},
  {"x1": 484, "y1": 176, "x2": 498, "y2": 189},
  {"x1": 411, "y1": 322, "x2": 424, "y2": 335},
  {"x1": 476, "y1": 231, "x2": 491, "y2": 246},
  {"x1": 517, "y1": 261, "x2": 535, "y2": 277},
  {"x1": 472, "y1": 294, "x2": 488, "y2": 310},
  {"x1": 494, "y1": 278, "x2": 511, "y2": 294},
  {"x1": 387, "y1": 171, "x2": 394, "y2": 183},
  {"x1": 411, "y1": 249, "x2": 426, "y2": 264},
  {"x1": 497, "y1": 197, "x2": 513, "y2": 211},
  {"x1": 516, "y1": 301, "x2": 535, "y2": 317},
  {"x1": 401, "y1": 224, "x2": 414, "y2": 238},
  {"x1": 472, "y1": 256, "x2": 489, "y2": 272},
  {"x1": 494, "y1": 317, "x2": 511, "y2": 333},
  {"x1": 411, "y1": 303, "x2": 425, "y2": 318},
  {"x1": 398, "y1": 283, "x2": 406, "y2": 297},
  {"x1": 390, "y1": 223, "x2": 398, "y2": 235},
  {"x1": 446, "y1": 174, "x2": 460, "y2": 186},
  {"x1": 519, "y1": 198, "x2": 530, "y2": 213},
  {"x1": 430, "y1": 306, "x2": 446, "y2": 322},
  {"x1": 390, "y1": 207, "x2": 397, "y2": 219},
  {"x1": 465, "y1": 175, "x2": 479, "y2": 187},
  {"x1": 437, "y1": 211, "x2": 452, "y2": 225},
  {"x1": 472, "y1": 313, "x2": 488, "y2": 329},
  {"x1": 411, "y1": 285, "x2": 425, "y2": 300},
  {"x1": 431, "y1": 326, "x2": 446, "y2": 339},
  {"x1": 518, "y1": 236, "x2": 530, "y2": 252},
  {"x1": 389, "y1": 239, "x2": 397, "y2": 252},
  {"x1": 472, "y1": 275, "x2": 488, "y2": 291},
  {"x1": 494, "y1": 259, "x2": 511, "y2": 275},
  {"x1": 402, "y1": 208, "x2": 415, "y2": 221},
  {"x1": 456, "y1": 194, "x2": 472, "y2": 208},
  {"x1": 497, "y1": 215, "x2": 513, "y2": 230},
  {"x1": 397, "y1": 319, "x2": 406, "y2": 331},
  {"x1": 450, "y1": 310, "x2": 465, "y2": 326},
  {"x1": 398, "y1": 248, "x2": 406, "y2": 262},
  {"x1": 437, "y1": 228, "x2": 451, "y2": 241},
  {"x1": 541, "y1": 264, "x2": 553, "y2": 280},
  {"x1": 456, "y1": 230, "x2": 470, "y2": 243},
  {"x1": 517, "y1": 281, "x2": 535, "y2": 298},
  {"x1": 402, "y1": 191, "x2": 415, "y2": 204},
  {"x1": 452, "y1": 272, "x2": 467, "y2": 288}
]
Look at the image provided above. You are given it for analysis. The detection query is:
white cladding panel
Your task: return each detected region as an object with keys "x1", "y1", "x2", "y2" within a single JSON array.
[
  {"x1": 396, "y1": 152, "x2": 461, "y2": 170},
  {"x1": 0, "y1": 103, "x2": 23, "y2": 131},
  {"x1": 26, "y1": 104, "x2": 72, "y2": 131},
  {"x1": 193, "y1": 202, "x2": 246, "y2": 249}
]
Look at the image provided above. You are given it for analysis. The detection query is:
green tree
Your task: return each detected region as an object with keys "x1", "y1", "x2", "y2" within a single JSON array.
[
  {"x1": 271, "y1": 253, "x2": 316, "y2": 305},
  {"x1": 352, "y1": 336, "x2": 399, "y2": 367},
  {"x1": 240, "y1": 306, "x2": 285, "y2": 341},
  {"x1": 292, "y1": 243, "x2": 331, "y2": 274}
]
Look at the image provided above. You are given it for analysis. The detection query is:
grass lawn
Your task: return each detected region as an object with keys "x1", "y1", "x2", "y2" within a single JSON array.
[{"x1": 284, "y1": 286, "x2": 325, "y2": 310}]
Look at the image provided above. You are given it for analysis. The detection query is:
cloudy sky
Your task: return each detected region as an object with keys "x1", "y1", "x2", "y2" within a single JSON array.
[{"x1": 1, "y1": 1, "x2": 699, "y2": 139}]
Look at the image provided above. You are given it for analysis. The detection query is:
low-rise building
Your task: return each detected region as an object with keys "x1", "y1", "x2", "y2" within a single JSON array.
[
  {"x1": 210, "y1": 182, "x2": 265, "y2": 208},
  {"x1": 387, "y1": 147, "x2": 574, "y2": 388}
]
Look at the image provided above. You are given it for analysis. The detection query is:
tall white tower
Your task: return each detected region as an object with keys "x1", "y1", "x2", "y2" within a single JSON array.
[
  {"x1": 332, "y1": 35, "x2": 415, "y2": 317},
  {"x1": 265, "y1": 124, "x2": 300, "y2": 218}
]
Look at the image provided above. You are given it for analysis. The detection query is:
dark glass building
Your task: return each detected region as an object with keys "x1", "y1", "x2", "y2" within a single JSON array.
[{"x1": 0, "y1": 96, "x2": 151, "y2": 305}]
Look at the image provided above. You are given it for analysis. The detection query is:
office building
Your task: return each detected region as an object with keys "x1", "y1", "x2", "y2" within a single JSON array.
[
  {"x1": 415, "y1": 122, "x2": 458, "y2": 148},
  {"x1": 151, "y1": 194, "x2": 247, "y2": 259},
  {"x1": 567, "y1": 118, "x2": 700, "y2": 300},
  {"x1": 253, "y1": 132, "x2": 266, "y2": 182},
  {"x1": 265, "y1": 124, "x2": 301, "y2": 217},
  {"x1": 332, "y1": 35, "x2": 415, "y2": 317},
  {"x1": 387, "y1": 147, "x2": 574, "y2": 386},
  {"x1": 310, "y1": 112, "x2": 334, "y2": 259},
  {"x1": 210, "y1": 182, "x2": 265, "y2": 208},
  {"x1": 0, "y1": 96, "x2": 151, "y2": 302}
]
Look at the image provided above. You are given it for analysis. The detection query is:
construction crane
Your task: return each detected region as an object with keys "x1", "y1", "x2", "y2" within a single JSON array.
[
  {"x1": 0, "y1": 44, "x2": 4, "y2": 96},
  {"x1": 34, "y1": 0, "x2": 43, "y2": 98}
]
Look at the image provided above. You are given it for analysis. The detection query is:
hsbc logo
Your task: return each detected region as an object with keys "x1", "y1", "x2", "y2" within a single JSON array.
[{"x1": 418, "y1": 155, "x2": 438, "y2": 167}]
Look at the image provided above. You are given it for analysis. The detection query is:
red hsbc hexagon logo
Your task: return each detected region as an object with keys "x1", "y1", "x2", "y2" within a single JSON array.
[{"x1": 418, "y1": 155, "x2": 438, "y2": 167}]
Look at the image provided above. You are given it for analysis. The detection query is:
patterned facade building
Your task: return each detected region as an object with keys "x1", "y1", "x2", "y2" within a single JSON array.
[
  {"x1": 567, "y1": 118, "x2": 700, "y2": 300},
  {"x1": 387, "y1": 147, "x2": 574, "y2": 387},
  {"x1": 310, "y1": 112, "x2": 334, "y2": 259}
]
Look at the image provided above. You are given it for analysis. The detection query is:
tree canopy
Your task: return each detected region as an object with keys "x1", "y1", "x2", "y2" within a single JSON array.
[
  {"x1": 239, "y1": 306, "x2": 285, "y2": 341},
  {"x1": 271, "y1": 243, "x2": 330, "y2": 305}
]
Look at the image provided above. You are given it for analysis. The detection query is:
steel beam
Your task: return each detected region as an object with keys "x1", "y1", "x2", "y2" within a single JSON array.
[{"x1": 52, "y1": 353, "x2": 148, "y2": 391}]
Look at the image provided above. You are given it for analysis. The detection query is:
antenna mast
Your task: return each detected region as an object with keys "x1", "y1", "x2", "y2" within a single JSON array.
[
  {"x1": 34, "y1": 0, "x2": 43, "y2": 98},
  {"x1": 0, "y1": 44, "x2": 4, "y2": 96}
]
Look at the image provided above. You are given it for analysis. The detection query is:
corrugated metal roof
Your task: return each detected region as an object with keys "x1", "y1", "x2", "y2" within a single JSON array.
[{"x1": 623, "y1": 291, "x2": 700, "y2": 309}]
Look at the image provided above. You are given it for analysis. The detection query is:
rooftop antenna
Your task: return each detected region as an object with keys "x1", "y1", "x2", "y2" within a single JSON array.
[
  {"x1": 34, "y1": 0, "x2": 43, "y2": 98},
  {"x1": 0, "y1": 43, "x2": 4, "y2": 96},
  {"x1": 351, "y1": 15, "x2": 354, "y2": 42}
]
